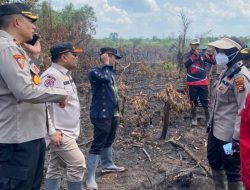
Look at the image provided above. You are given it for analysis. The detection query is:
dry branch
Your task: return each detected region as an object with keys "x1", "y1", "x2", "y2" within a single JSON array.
[
  {"x1": 167, "y1": 139, "x2": 212, "y2": 177},
  {"x1": 165, "y1": 164, "x2": 198, "y2": 177},
  {"x1": 132, "y1": 145, "x2": 152, "y2": 162},
  {"x1": 142, "y1": 148, "x2": 152, "y2": 162}
]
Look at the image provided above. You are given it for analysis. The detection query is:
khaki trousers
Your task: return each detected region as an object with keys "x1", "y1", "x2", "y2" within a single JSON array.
[{"x1": 46, "y1": 134, "x2": 86, "y2": 182}]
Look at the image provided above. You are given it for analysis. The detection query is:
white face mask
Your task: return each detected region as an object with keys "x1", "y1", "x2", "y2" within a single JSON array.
[{"x1": 215, "y1": 53, "x2": 229, "y2": 65}]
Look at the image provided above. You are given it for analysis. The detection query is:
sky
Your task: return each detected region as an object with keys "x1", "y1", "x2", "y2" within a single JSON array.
[{"x1": 50, "y1": 0, "x2": 250, "y2": 39}]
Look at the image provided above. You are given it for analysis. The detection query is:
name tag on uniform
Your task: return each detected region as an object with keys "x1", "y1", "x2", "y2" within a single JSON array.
[
  {"x1": 30, "y1": 63, "x2": 40, "y2": 75},
  {"x1": 217, "y1": 83, "x2": 228, "y2": 94},
  {"x1": 217, "y1": 78, "x2": 232, "y2": 94}
]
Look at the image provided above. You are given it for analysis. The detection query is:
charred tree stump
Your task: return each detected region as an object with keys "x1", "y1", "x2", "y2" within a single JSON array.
[{"x1": 161, "y1": 102, "x2": 170, "y2": 139}]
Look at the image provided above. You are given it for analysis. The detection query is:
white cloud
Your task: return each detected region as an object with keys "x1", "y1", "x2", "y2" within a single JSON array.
[
  {"x1": 225, "y1": 0, "x2": 250, "y2": 17},
  {"x1": 145, "y1": 0, "x2": 159, "y2": 11},
  {"x1": 88, "y1": 0, "x2": 132, "y2": 24},
  {"x1": 206, "y1": 2, "x2": 235, "y2": 18},
  {"x1": 109, "y1": 0, "x2": 159, "y2": 13},
  {"x1": 51, "y1": 0, "x2": 132, "y2": 24},
  {"x1": 50, "y1": 0, "x2": 250, "y2": 38}
]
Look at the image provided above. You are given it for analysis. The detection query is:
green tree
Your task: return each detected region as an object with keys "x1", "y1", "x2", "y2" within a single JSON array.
[
  {"x1": 109, "y1": 32, "x2": 119, "y2": 41},
  {"x1": 60, "y1": 3, "x2": 96, "y2": 45}
]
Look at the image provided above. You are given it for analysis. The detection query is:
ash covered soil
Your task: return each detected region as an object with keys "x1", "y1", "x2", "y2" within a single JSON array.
[{"x1": 78, "y1": 108, "x2": 213, "y2": 190}]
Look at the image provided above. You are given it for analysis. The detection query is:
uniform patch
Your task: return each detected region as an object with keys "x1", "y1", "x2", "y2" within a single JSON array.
[
  {"x1": 44, "y1": 75, "x2": 56, "y2": 87},
  {"x1": 235, "y1": 76, "x2": 245, "y2": 93},
  {"x1": 33, "y1": 75, "x2": 40, "y2": 85},
  {"x1": 30, "y1": 63, "x2": 40, "y2": 75},
  {"x1": 13, "y1": 54, "x2": 27, "y2": 69}
]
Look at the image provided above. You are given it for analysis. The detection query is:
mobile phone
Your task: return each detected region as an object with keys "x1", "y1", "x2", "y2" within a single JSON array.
[
  {"x1": 223, "y1": 143, "x2": 232, "y2": 155},
  {"x1": 26, "y1": 34, "x2": 40, "y2": 45}
]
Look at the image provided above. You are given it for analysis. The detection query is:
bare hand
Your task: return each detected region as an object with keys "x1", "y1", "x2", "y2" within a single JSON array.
[
  {"x1": 193, "y1": 49, "x2": 199, "y2": 55},
  {"x1": 22, "y1": 40, "x2": 41, "y2": 58},
  {"x1": 51, "y1": 131, "x2": 62, "y2": 146},
  {"x1": 59, "y1": 96, "x2": 68, "y2": 108},
  {"x1": 101, "y1": 53, "x2": 110, "y2": 64}
]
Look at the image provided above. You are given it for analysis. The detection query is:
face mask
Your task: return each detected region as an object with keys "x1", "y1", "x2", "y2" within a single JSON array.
[{"x1": 215, "y1": 53, "x2": 229, "y2": 65}]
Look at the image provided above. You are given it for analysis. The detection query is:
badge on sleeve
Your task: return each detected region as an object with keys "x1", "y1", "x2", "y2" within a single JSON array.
[
  {"x1": 44, "y1": 75, "x2": 56, "y2": 87},
  {"x1": 13, "y1": 54, "x2": 27, "y2": 70},
  {"x1": 235, "y1": 76, "x2": 245, "y2": 93},
  {"x1": 33, "y1": 75, "x2": 40, "y2": 85}
]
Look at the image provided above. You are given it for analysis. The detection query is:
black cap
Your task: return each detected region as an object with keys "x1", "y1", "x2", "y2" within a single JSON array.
[
  {"x1": 100, "y1": 47, "x2": 122, "y2": 59},
  {"x1": 0, "y1": 3, "x2": 38, "y2": 22},
  {"x1": 50, "y1": 42, "x2": 83, "y2": 61}
]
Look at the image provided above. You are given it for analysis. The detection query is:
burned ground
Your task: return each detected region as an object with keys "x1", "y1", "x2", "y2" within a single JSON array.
[{"x1": 43, "y1": 61, "x2": 214, "y2": 190}]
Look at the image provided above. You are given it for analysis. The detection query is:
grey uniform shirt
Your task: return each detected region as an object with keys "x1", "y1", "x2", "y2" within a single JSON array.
[
  {"x1": 0, "y1": 30, "x2": 67, "y2": 143},
  {"x1": 40, "y1": 63, "x2": 81, "y2": 139},
  {"x1": 211, "y1": 65, "x2": 250, "y2": 141}
]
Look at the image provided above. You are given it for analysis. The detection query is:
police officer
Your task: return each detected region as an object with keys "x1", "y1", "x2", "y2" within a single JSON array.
[
  {"x1": 0, "y1": 3, "x2": 67, "y2": 190},
  {"x1": 41, "y1": 42, "x2": 85, "y2": 190},
  {"x1": 86, "y1": 47, "x2": 125, "y2": 190},
  {"x1": 183, "y1": 39, "x2": 215, "y2": 126},
  {"x1": 207, "y1": 37, "x2": 250, "y2": 190}
]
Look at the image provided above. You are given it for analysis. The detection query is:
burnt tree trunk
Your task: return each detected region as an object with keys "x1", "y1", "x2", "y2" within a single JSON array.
[{"x1": 160, "y1": 102, "x2": 170, "y2": 139}]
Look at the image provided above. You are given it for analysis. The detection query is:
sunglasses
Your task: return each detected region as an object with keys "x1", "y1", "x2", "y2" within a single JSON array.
[{"x1": 72, "y1": 53, "x2": 78, "y2": 57}]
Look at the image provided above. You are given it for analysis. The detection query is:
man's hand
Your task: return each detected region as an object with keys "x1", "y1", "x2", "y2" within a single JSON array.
[
  {"x1": 59, "y1": 96, "x2": 68, "y2": 108},
  {"x1": 50, "y1": 131, "x2": 62, "y2": 146},
  {"x1": 22, "y1": 40, "x2": 41, "y2": 58},
  {"x1": 192, "y1": 48, "x2": 199, "y2": 55},
  {"x1": 206, "y1": 123, "x2": 211, "y2": 133},
  {"x1": 101, "y1": 53, "x2": 110, "y2": 64},
  {"x1": 231, "y1": 139, "x2": 240, "y2": 155}
]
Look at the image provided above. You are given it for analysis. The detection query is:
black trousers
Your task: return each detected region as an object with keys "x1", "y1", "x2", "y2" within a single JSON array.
[
  {"x1": 188, "y1": 85, "x2": 209, "y2": 108},
  {"x1": 0, "y1": 138, "x2": 46, "y2": 190},
  {"x1": 89, "y1": 117, "x2": 118, "y2": 155},
  {"x1": 207, "y1": 132, "x2": 241, "y2": 182}
]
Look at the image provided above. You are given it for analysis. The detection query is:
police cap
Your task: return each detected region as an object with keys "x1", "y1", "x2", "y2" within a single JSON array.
[
  {"x1": 100, "y1": 47, "x2": 122, "y2": 59},
  {"x1": 50, "y1": 42, "x2": 83, "y2": 61},
  {"x1": 0, "y1": 3, "x2": 38, "y2": 22}
]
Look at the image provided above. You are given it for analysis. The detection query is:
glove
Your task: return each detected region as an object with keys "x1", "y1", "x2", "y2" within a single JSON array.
[{"x1": 231, "y1": 139, "x2": 240, "y2": 154}]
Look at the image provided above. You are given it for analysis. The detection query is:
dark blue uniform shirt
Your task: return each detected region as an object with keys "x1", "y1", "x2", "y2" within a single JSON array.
[{"x1": 88, "y1": 65, "x2": 119, "y2": 119}]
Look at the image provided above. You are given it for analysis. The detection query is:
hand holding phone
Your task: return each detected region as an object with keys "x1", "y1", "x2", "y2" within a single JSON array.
[
  {"x1": 223, "y1": 143, "x2": 232, "y2": 155},
  {"x1": 23, "y1": 35, "x2": 41, "y2": 58},
  {"x1": 26, "y1": 34, "x2": 40, "y2": 45}
]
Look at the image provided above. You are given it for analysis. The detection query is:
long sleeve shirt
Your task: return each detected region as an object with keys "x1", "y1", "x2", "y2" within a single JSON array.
[
  {"x1": 88, "y1": 64, "x2": 119, "y2": 119},
  {"x1": 0, "y1": 30, "x2": 67, "y2": 143},
  {"x1": 210, "y1": 65, "x2": 250, "y2": 141},
  {"x1": 183, "y1": 51, "x2": 215, "y2": 86}
]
